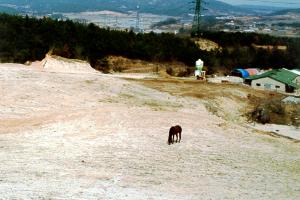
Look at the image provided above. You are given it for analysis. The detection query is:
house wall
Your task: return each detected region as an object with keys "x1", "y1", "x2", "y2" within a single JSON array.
[
  {"x1": 251, "y1": 77, "x2": 286, "y2": 92},
  {"x1": 293, "y1": 76, "x2": 300, "y2": 85}
]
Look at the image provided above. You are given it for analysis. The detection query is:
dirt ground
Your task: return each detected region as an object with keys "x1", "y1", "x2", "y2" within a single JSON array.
[{"x1": 0, "y1": 63, "x2": 300, "y2": 199}]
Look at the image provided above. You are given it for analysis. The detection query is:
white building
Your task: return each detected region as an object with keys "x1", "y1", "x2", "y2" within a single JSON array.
[{"x1": 245, "y1": 69, "x2": 300, "y2": 93}]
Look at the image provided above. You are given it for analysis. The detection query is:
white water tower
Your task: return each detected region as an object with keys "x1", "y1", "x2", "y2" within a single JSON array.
[{"x1": 195, "y1": 59, "x2": 204, "y2": 77}]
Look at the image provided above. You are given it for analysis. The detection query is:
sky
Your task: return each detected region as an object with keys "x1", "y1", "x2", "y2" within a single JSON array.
[{"x1": 219, "y1": 0, "x2": 300, "y2": 8}]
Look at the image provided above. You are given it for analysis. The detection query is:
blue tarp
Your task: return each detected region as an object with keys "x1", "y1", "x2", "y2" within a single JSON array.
[{"x1": 232, "y1": 69, "x2": 250, "y2": 78}]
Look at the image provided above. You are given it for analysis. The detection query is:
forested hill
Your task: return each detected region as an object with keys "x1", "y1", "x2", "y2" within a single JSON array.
[
  {"x1": 0, "y1": 0, "x2": 254, "y2": 16},
  {"x1": 270, "y1": 8, "x2": 300, "y2": 15},
  {"x1": 0, "y1": 13, "x2": 200, "y2": 67},
  {"x1": 0, "y1": 14, "x2": 299, "y2": 74}
]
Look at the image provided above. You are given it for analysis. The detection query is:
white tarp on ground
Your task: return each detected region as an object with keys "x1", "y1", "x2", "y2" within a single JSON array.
[
  {"x1": 252, "y1": 124, "x2": 300, "y2": 140},
  {"x1": 282, "y1": 96, "x2": 300, "y2": 104},
  {"x1": 207, "y1": 76, "x2": 243, "y2": 84}
]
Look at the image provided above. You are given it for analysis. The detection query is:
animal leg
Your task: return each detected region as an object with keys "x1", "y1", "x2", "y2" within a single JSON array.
[
  {"x1": 173, "y1": 134, "x2": 175, "y2": 143},
  {"x1": 179, "y1": 132, "x2": 181, "y2": 143},
  {"x1": 175, "y1": 133, "x2": 178, "y2": 143},
  {"x1": 179, "y1": 132, "x2": 181, "y2": 142}
]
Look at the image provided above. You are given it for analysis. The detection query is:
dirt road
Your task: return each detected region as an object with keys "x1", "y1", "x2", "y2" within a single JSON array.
[{"x1": 0, "y1": 64, "x2": 299, "y2": 199}]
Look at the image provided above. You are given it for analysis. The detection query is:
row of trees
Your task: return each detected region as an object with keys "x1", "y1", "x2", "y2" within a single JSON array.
[
  {"x1": 196, "y1": 31, "x2": 300, "y2": 73},
  {"x1": 0, "y1": 13, "x2": 299, "y2": 74},
  {"x1": 0, "y1": 14, "x2": 199, "y2": 67}
]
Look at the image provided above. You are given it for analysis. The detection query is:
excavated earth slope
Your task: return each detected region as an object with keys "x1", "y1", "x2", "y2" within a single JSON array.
[{"x1": 0, "y1": 63, "x2": 299, "y2": 199}]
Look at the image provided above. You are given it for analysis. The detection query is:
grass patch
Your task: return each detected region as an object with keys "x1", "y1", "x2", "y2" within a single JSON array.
[
  {"x1": 129, "y1": 77, "x2": 295, "y2": 125},
  {"x1": 85, "y1": 79, "x2": 95, "y2": 84}
]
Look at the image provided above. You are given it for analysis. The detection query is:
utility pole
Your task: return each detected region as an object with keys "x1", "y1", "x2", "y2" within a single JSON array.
[
  {"x1": 135, "y1": 5, "x2": 141, "y2": 33},
  {"x1": 192, "y1": 0, "x2": 202, "y2": 37},
  {"x1": 114, "y1": 16, "x2": 118, "y2": 29}
]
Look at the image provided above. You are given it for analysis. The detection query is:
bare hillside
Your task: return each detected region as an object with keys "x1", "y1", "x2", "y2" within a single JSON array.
[{"x1": 0, "y1": 63, "x2": 299, "y2": 199}]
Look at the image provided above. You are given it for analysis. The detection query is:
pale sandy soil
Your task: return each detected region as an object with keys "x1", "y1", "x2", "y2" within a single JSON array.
[
  {"x1": 252, "y1": 124, "x2": 300, "y2": 140},
  {"x1": 0, "y1": 63, "x2": 300, "y2": 199}
]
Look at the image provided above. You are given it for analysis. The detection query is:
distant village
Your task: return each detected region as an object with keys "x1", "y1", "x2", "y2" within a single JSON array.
[
  {"x1": 22, "y1": 10, "x2": 300, "y2": 37},
  {"x1": 217, "y1": 15, "x2": 300, "y2": 38}
]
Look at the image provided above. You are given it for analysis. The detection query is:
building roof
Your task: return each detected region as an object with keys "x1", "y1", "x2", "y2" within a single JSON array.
[
  {"x1": 232, "y1": 68, "x2": 260, "y2": 78},
  {"x1": 289, "y1": 69, "x2": 300, "y2": 76},
  {"x1": 232, "y1": 69, "x2": 249, "y2": 78},
  {"x1": 246, "y1": 69, "x2": 299, "y2": 89},
  {"x1": 244, "y1": 68, "x2": 259, "y2": 76}
]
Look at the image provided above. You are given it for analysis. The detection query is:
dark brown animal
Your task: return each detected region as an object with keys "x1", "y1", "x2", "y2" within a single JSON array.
[{"x1": 168, "y1": 125, "x2": 182, "y2": 145}]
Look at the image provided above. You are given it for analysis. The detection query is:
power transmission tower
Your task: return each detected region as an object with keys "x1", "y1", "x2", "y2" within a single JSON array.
[{"x1": 192, "y1": 0, "x2": 202, "y2": 36}]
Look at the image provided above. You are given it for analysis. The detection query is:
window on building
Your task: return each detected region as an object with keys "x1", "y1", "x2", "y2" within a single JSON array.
[
  {"x1": 275, "y1": 85, "x2": 280, "y2": 89},
  {"x1": 256, "y1": 83, "x2": 261, "y2": 86}
]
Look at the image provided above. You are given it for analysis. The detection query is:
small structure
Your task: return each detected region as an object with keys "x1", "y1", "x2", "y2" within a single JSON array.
[
  {"x1": 195, "y1": 59, "x2": 206, "y2": 80},
  {"x1": 245, "y1": 69, "x2": 300, "y2": 93},
  {"x1": 231, "y1": 68, "x2": 259, "y2": 78}
]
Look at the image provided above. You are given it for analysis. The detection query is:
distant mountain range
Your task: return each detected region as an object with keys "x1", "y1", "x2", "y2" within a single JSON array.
[
  {"x1": 238, "y1": 5, "x2": 286, "y2": 14},
  {"x1": 269, "y1": 8, "x2": 300, "y2": 15},
  {"x1": 0, "y1": 0, "x2": 297, "y2": 16}
]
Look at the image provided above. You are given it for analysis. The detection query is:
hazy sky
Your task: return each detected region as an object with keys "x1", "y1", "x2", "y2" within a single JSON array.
[{"x1": 219, "y1": 0, "x2": 300, "y2": 8}]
